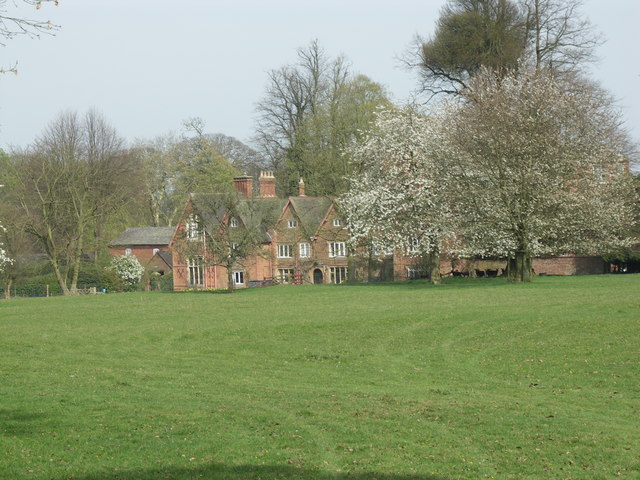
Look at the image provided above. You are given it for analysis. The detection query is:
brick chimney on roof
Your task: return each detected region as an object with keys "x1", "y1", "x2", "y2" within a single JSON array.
[
  {"x1": 298, "y1": 178, "x2": 306, "y2": 196},
  {"x1": 233, "y1": 176, "x2": 253, "y2": 197},
  {"x1": 259, "y1": 171, "x2": 276, "y2": 197}
]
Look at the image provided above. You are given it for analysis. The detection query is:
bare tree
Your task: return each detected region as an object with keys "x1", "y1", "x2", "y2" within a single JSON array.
[
  {"x1": 523, "y1": 0, "x2": 602, "y2": 75},
  {"x1": 5, "y1": 110, "x2": 139, "y2": 294},
  {"x1": 1, "y1": 0, "x2": 60, "y2": 73}
]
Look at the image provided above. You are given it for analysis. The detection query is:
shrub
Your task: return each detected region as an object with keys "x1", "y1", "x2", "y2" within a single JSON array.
[{"x1": 109, "y1": 255, "x2": 144, "y2": 292}]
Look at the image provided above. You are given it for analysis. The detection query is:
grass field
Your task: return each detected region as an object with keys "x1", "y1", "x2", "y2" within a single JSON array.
[{"x1": 1, "y1": 275, "x2": 639, "y2": 480}]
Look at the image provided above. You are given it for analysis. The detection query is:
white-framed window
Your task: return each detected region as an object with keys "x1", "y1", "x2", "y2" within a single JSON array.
[
  {"x1": 277, "y1": 244, "x2": 293, "y2": 258},
  {"x1": 407, "y1": 237, "x2": 420, "y2": 255},
  {"x1": 187, "y1": 256, "x2": 204, "y2": 286},
  {"x1": 278, "y1": 268, "x2": 295, "y2": 284},
  {"x1": 152, "y1": 248, "x2": 160, "y2": 255},
  {"x1": 187, "y1": 214, "x2": 202, "y2": 241},
  {"x1": 124, "y1": 248, "x2": 132, "y2": 256},
  {"x1": 299, "y1": 242, "x2": 311, "y2": 258},
  {"x1": 230, "y1": 242, "x2": 239, "y2": 252},
  {"x1": 229, "y1": 217, "x2": 239, "y2": 228},
  {"x1": 233, "y1": 271, "x2": 244, "y2": 285},
  {"x1": 332, "y1": 218, "x2": 342, "y2": 227},
  {"x1": 329, "y1": 241, "x2": 346, "y2": 258},
  {"x1": 288, "y1": 219, "x2": 298, "y2": 228},
  {"x1": 330, "y1": 266, "x2": 348, "y2": 284}
]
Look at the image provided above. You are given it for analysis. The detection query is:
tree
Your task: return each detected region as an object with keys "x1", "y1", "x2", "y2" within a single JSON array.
[
  {"x1": 5, "y1": 110, "x2": 140, "y2": 294},
  {"x1": 207, "y1": 133, "x2": 269, "y2": 178},
  {"x1": 405, "y1": 0, "x2": 527, "y2": 97},
  {"x1": 1, "y1": 0, "x2": 59, "y2": 73},
  {"x1": 406, "y1": 0, "x2": 601, "y2": 98},
  {"x1": 255, "y1": 40, "x2": 390, "y2": 196},
  {"x1": 446, "y1": 67, "x2": 635, "y2": 282},
  {"x1": 523, "y1": 0, "x2": 602, "y2": 75},
  {"x1": 340, "y1": 106, "x2": 454, "y2": 284}
]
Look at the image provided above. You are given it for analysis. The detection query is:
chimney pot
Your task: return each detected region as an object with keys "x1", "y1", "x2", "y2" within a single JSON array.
[
  {"x1": 233, "y1": 176, "x2": 253, "y2": 197},
  {"x1": 259, "y1": 171, "x2": 276, "y2": 197}
]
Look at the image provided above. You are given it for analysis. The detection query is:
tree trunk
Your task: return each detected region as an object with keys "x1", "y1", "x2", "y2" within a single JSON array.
[
  {"x1": 425, "y1": 250, "x2": 441, "y2": 285},
  {"x1": 227, "y1": 267, "x2": 235, "y2": 293},
  {"x1": 508, "y1": 250, "x2": 532, "y2": 283}
]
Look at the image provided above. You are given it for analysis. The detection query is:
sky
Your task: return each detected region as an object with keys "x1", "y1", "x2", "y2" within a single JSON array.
[{"x1": 1, "y1": 0, "x2": 639, "y2": 155}]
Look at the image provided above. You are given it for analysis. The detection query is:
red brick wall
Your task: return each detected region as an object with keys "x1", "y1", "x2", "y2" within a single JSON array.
[{"x1": 532, "y1": 256, "x2": 607, "y2": 276}]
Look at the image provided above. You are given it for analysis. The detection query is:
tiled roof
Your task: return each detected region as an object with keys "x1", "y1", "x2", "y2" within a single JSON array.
[
  {"x1": 189, "y1": 193, "x2": 335, "y2": 241},
  {"x1": 289, "y1": 196, "x2": 334, "y2": 236},
  {"x1": 109, "y1": 226, "x2": 175, "y2": 246}
]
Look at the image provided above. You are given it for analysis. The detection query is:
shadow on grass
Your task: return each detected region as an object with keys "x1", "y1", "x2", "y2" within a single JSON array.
[
  {"x1": 70, "y1": 462, "x2": 448, "y2": 480},
  {"x1": 0, "y1": 409, "x2": 47, "y2": 436}
]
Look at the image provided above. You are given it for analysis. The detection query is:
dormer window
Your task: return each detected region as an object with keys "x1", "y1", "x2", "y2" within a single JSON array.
[
  {"x1": 288, "y1": 219, "x2": 298, "y2": 228},
  {"x1": 333, "y1": 218, "x2": 342, "y2": 227},
  {"x1": 230, "y1": 217, "x2": 239, "y2": 228},
  {"x1": 187, "y1": 214, "x2": 202, "y2": 240}
]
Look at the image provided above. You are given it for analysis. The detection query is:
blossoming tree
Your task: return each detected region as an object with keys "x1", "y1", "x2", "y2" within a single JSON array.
[
  {"x1": 446, "y1": 67, "x2": 635, "y2": 282},
  {"x1": 340, "y1": 106, "x2": 454, "y2": 284},
  {"x1": 110, "y1": 255, "x2": 144, "y2": 292}
]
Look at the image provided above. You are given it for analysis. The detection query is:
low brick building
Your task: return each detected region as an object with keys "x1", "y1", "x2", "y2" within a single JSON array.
[{"x1": 108, "y1": 226, "x2": 175, "y2": 274}]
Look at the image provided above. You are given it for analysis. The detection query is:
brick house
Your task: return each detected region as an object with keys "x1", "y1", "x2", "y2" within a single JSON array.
[
  {"x1": 108, "y1": 226, "x2": 175, "y2": 275},
  {"x1": 170, "y1": 173, "x2": 351, "y2": 290}
]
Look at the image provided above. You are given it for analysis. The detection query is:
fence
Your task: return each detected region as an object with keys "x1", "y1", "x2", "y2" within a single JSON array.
[{"x1": 0, "y1": 285, "x2": 103, "y2": 299}]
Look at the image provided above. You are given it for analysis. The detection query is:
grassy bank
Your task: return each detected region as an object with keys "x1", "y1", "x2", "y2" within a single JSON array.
[{"x1": 1, "y1": 275, "x2": 638, "y2": 479}]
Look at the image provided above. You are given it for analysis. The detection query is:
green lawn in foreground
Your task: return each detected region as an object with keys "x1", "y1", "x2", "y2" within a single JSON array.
[{"x1": 0, "y1": 275, "x2": 638, "y2": 480}]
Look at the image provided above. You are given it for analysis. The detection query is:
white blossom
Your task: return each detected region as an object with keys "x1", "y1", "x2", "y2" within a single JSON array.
[
  {"x1": 340, "y1": 106, "x2": 456, "y2": 259},
  {"x1": 110, "y1": 255, "x2": 144, "y2": 289},
  {"x1": 0, "y1": 223, "x2": 13, "y2": 273},
  {"x1": 447, "y1": 67, "x2": 635, "y2": 261}
]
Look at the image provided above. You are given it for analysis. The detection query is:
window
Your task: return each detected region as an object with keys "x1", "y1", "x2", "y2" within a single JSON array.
[
  {"x1": 232, "y1": 271, "x2": 244, "y2": 285},
  {"x1": 407, "y1": 237, "x2": 420, "y2": 255},
  {"x1": 277, "y1": 244, "x2": 293, "y2": 258},
  {"x1": 332, "y1": 218, "x2": 342, "y2": 227},
  {"x1": 407, "y1": 267, "x2": 426, "y2": 280},
  {"x1": 288, "y1": 219, "x2": 298, "y2": 228},
  {"x1": 329, "y1": 241, "x2": 346, "y2": 258},
  {"x1": 229, "y1": 217, "x2": 239, "y2": 228},
  {"x1": 187, "y1": 214, "x2": 202, "y2": 240},
  {"x1": 152, "y1": 248, "x2": 160, "y2": 255},
  {"x1": 278, "y1": 268, "x2": 294, "y2": 284},
  {"x1": 330, "y1": 266, "x2": 348, "y2": 284},
  {"x1": 299, "y1": 242, "x2": 311, "y2": 258},
  {"x1": 187, "y1": 257, "x2": 204, "y2": 286},
  {"x1": 230, "y1": 242, "x2": 239, "y2": 252},
  {"x1": 124, "y1": 248, "x2": 132, "y2": 256}
]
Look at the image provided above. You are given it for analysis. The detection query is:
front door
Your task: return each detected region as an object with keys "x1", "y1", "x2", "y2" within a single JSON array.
[{"x1": 313, "y1": 268, "x2": 323, "y2": 284}]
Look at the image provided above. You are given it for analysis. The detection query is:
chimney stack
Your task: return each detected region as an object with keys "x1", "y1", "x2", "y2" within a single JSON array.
[
  {"x1": 233, "y1": 176, "x2": 253, "y2": 197},
  {"x1": 259, "y1": 171, "x2": 276, "y2": 197},
  {"x1": 298, "y1": 178, "x2": 306, "y2": 196}
]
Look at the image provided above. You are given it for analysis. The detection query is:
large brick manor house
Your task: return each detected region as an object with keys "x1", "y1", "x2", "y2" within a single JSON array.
[{"x1": 109, "y1": 173, "x2": 609, "y2": 290}]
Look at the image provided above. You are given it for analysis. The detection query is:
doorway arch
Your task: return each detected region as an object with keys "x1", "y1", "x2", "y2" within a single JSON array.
[{"x1": 313, "y1": 268, "x2": 324, "y2": 284}]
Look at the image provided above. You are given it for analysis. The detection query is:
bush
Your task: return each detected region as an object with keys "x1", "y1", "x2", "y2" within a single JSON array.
[{"x1": 109, "y1": 255, "x2": 144, "y2": 292}]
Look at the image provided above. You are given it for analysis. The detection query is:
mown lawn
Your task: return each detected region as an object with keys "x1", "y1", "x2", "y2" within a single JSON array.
[{"x1": 0, "y1": 275, "x2": 638, "y2": 480}]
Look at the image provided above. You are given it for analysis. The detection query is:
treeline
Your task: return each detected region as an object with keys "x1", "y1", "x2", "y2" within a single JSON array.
[{"x1": 1, "y1": 0, "x2": 638, "y2": 294}]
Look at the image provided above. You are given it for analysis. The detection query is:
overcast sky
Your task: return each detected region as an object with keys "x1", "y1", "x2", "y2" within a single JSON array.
[{"x1": 1, "y1": 0, "x2": 638, "y2": 154}]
